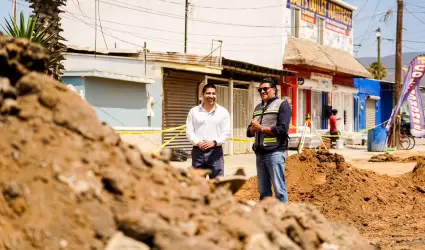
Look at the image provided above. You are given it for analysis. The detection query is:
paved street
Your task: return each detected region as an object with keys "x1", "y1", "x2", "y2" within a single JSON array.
[{"x1": 171, "y1": 140, "x2": 425, "y2": 178}]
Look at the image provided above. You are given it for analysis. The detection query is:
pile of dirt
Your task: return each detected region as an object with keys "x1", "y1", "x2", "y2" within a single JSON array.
[
  {"x1": 369, "y1": 153, "x2": 425, "y2": 163},
  {"x1": 236, "y1": 150, "x2": 425, "y2": 248},
  {"x1": 235, "y1": 150, "x2": 350, "y2": 201},
  {"x1": 401, "y1": 155, "x2": 425, "y2": 163},
  {"x1": 369, "y1": 153, "x2": 401, "y2": 162},
  {"x1": 0, "y1": 36, "x2": 375, "y2": 249}
]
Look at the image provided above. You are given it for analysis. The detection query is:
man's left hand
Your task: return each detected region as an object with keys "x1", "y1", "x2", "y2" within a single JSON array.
[{"x1": 201, "y1": 141, "x2": 215, "y2": 150}]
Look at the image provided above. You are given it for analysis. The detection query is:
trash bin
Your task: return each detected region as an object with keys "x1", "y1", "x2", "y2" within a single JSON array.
[{"x1": 367, "y1": 126, "x2": 387, "y2": 152}]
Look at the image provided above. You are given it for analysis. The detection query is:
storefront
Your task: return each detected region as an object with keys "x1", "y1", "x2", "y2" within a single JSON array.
[{"x1": 283, "y1": 36, "x2": 371, "y2": 134}]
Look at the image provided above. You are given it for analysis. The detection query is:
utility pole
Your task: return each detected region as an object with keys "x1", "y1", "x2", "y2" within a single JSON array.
[
  {"x1": 13, "y1": 0, "x2": 17, "y2": 23},
  {"x1": 184, "y1": 0, "x2": 189, "y2": 53},
  {"x1": 393, "y1": 0, "x2": 404, "y2": 150},
  {"x1": 376, "y1": 28, "x2": 381, "y2": 80}
]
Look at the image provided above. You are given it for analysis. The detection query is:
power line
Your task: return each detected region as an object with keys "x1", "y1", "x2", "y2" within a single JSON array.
[
  {"x1": 97, "y1": 0, "x2": 381, "y2": 29},
  {"x1": 357, "y1": 0, "x2": 381, "y2": 54}
]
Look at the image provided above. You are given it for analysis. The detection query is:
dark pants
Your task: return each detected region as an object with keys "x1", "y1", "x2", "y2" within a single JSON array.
[
  {"x1": 330, "y1": 130, "x2": 341, "y2": 143},
  {"x1": 191, "y1": 146, "x2": 224, "y2": 179},
  {"x1": 256, "y1": 150, "x2": 288, "y2": 203}
]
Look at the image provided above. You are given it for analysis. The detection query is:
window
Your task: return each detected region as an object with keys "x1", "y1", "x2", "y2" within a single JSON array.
[
  {"x1": 291, "y1": 7, "x2": 300, "y2": 38},
  {"x1": 317, "y1": 18, "x2": 324, "y2": 45}
]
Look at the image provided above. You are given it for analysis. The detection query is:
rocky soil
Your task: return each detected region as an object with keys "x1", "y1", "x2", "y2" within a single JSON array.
[
  {"x1": 0, "y1": 36, "x2": 376, "y2": 249},
  {"x1": 236, "y1": 150, "x2": 425, "y2": 249}
]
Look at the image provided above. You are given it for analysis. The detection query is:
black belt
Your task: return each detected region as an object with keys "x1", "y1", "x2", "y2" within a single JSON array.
[{"x1": 193, "y1": 145, "x2": 222, "y2": 151}]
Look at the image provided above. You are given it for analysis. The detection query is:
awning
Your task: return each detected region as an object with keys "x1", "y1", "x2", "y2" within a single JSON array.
[
  {"x1": 283, "y1": 37, "x2": 372, "y2": 78},
  {"x1": 63, "y1": 69, "x2": 155, "y2": 84}
]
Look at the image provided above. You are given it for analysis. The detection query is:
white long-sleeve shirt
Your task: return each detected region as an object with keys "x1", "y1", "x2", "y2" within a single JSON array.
[{"x1": 186, "y1": 104, "x2": 230, "y2": 146}]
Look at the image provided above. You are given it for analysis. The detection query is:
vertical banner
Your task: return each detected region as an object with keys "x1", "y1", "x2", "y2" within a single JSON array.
[
  {"x1": 405, "y1": 64, "x2": 425, "y2": 137},
  {"x1": 386, "y1": 55, "x2": 425, "y2": 135}
]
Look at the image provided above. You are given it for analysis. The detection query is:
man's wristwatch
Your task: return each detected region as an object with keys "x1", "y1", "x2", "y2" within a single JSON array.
[{"x1": 213, "y1": 140, "x2": 217, "y2": 147}]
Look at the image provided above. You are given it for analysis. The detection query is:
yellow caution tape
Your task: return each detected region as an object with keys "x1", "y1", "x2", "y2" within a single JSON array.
[
  {"x1": 151, "y1": 128, "x2": 187, "y2": 154},
  {"x1": 117, "y1": 125, "x2": 186, "y2": 135}
]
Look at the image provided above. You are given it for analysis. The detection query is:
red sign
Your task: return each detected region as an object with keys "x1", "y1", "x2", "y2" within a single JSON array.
[
  {"x1": 325, "y1": 22, "x2": 350, "y2": 36},
  {"x1": 301, "y1": 13, "x2": 316, "y2": 25}
]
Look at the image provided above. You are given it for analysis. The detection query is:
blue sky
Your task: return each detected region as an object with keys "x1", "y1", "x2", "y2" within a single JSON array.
[{"x1": 1, "y1": 0, "x2": 425, "y2": 58}]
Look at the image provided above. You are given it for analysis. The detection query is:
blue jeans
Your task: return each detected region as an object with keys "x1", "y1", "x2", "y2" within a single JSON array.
[{"x1": 256, "y1": 150, "x2": 288, "y2": 203}]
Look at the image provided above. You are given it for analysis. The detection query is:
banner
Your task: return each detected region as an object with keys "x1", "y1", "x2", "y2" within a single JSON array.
[
  {"x1": 402, "y1": 67, "x2": 425, "y2": 137},
  {"x1": 386, "y1": 55, "x2": 425, "y2": 135},
  {"x1": 286, "y1": 0, "x2": 353, "y2": 29}
]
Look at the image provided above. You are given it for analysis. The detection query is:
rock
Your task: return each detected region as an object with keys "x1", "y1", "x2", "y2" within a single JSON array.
[
  {"x1": 105, "y1": 232, "x2": 150, "y2": 250},
  {"x1": 3, "y1": 181, "x2": 23, "y2": 200}
]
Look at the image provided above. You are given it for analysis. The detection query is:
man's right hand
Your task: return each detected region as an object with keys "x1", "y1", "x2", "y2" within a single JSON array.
[{"x1": 197, "y1": 141, "x2": 207, "y2": 151}]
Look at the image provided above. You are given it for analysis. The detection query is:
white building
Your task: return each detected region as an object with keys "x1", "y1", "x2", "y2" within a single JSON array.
[{"x1": 61, "y1": 0, "x2": 292, "y2": 69}]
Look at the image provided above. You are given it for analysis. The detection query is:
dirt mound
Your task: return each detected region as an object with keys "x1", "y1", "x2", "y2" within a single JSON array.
[
  {"x1": 0, "y1": 36, "x2": 375, "y2": 249},
  {"x1": 401, "y1": 155, "x2": 425, "y2": 163},
  {"x1": 236, "y1": 150, "x2": 425, "y2": 248},
  {"x1": 235, "y1": 150, "x2": 349, "y2": 202},
  {"x1": 369, "y1": 153, "x2": 401, "y2": 162}
]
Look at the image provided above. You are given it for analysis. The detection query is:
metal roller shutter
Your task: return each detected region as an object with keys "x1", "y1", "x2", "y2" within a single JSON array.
[
  {"x1": 366, "y1": 99, "x2": 376, "y2": 129},
  {"x1": 163, "y1": 70, "x2": 204, "y2": 153}
]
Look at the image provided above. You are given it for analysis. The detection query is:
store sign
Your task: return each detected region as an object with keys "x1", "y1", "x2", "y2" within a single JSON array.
[
  {"x1": 298, "y1": 78, "x2": 333, "y2": 92},
  {"x1": 301, "y1": 9, "x2": 316, "y2": 24},
  {"x1": 287, "y1": 0, "x2": 352, "y2": 34},
  {"x1": 311, "y1": 72, "x2": 333, "y2": 80}
]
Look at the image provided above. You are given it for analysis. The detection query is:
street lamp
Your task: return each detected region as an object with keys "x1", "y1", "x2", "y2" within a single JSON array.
[{"x1": 376, "y1": 28, "x2": 381, "y2": 80}]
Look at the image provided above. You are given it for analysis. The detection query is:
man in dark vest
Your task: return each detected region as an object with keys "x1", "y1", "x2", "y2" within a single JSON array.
[{"x1": 246, "y1": 78, "x2": 291, "y2": 203}]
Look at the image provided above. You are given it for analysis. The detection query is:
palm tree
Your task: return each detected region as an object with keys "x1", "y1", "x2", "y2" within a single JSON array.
[
  {"x1": 25, "y1": 0, "x2": 67, "y2": 80},
  {"x1": 368, "y1": 61, "x2": 388, "y2": 80}
]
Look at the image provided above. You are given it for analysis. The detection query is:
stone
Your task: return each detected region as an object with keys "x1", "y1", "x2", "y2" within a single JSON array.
[{"x1": 105, "y1": 232, "x2": 150, "y2": 250}]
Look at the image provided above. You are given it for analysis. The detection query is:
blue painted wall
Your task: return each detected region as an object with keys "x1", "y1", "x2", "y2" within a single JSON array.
[
  {"x1": 353, "y1": 78, "x2": 382, "y2": 130},
  {"x1": 63, "y1": 76, "x2": 162, "y2": 129},
  {"x1": 63, "y1": 76, "x2": 85, "y2": 98},
  {"x1": 380, "y1": 82, "x2": 394, "y2": 123}
]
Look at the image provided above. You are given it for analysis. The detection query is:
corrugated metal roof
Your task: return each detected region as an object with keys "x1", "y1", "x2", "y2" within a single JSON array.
[
  {"x1": 284, "y1": 37, "x2": 371, "y2": 78},
  {"x1": 145, "y1": 51, "x2": 221, "y2": 68}
]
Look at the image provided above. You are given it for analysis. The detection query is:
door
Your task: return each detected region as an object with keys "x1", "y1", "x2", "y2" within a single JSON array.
[
  {"x1": 215, "y1": 85, "x2": 230, "y2": 155},
  {"x1": 297, "y1": 89, "x2": 307, "y2": 128},
  {"x1": 233, "y1": 88, "x2": 251, "y2": 154},
  {"x1": 216, "y1": 85, "x2": 252, "y2": 155},
  {"x1": 311, "y1": 91, "x2": 322, "y2": 129},
  {"x1": 343, "y1": 93, "x2": 354, "y2": 132},
  {"x1": 366, "y1": 99, "x2": 376, "y2": 130},
  {"x1": 163, "y1": 70, "x2": 203, "y2": 153}
]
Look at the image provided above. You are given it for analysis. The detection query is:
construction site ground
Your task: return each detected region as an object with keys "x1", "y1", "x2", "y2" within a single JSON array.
[{"x1": 172, "y1": 141, "x2": 425, "y2": 178}]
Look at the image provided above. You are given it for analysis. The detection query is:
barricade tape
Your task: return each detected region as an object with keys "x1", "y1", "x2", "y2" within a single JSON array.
[
  {"x1": 151, "y1": 128, "x2": 187, "y2": 154},
  {"x1": 117, "y1": 124, "x2": 186, "y2": 135},
  {"x1": 117, "y1": 120, "x2": 390, "y2": 145}
]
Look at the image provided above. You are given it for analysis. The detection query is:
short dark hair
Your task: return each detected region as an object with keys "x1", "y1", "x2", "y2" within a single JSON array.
[
  {"x1": 332, "y1": 109, "x2": 338, "y2": 115},
  {"x1": 202, "y1": 83, "x2": 216, "y2": 94},
  {"x1": 260, "y1": 78, "x2": 278, "y2": 96}
]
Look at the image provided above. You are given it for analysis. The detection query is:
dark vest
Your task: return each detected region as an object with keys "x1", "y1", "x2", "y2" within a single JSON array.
[{"x1": 252, "y1": 98, "x2": 289, "y2": 153}]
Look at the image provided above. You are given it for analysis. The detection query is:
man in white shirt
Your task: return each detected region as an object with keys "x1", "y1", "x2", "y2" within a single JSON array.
[{"x1": 186, "y1": 83, "x2": 230, "y2": 178}]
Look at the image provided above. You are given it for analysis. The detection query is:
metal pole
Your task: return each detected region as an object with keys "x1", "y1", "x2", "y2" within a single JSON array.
[
  {"x1": 377, "y1": 27, "x2": 381, "y2": 80},
  {"x1": 13, "y1": 0, "x2": 17, "y2": 23},
  {"x1": 184, "y1": 0, "x2": 189, "y2": 53},
  {"x1": 94, "y1": 0, "x2": 98, "y2": 58},
  {"x1": 394, "y1": 0, "x2": 404, "y2": 149},
  {"x1": 144, "y1": 41, "x2": 147, "y2": 76}
]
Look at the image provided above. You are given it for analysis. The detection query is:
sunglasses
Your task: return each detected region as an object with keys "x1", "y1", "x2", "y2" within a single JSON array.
[{"x1": 257, "y1": 87, "x2": 271, "y2": 93}]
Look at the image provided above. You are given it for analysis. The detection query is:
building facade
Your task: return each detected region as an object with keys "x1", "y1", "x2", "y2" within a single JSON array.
[
  {"x1": 283, "y1": 0, "x2": 371, "y2": 135},
  {"x1": 61, "y1": 0, "x2": 290, "y2": 70}
]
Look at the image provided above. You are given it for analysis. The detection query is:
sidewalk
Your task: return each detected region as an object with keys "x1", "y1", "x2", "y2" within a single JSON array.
[{"x1": 171, "y1": 144, "x2": 425, "y2": 178}]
